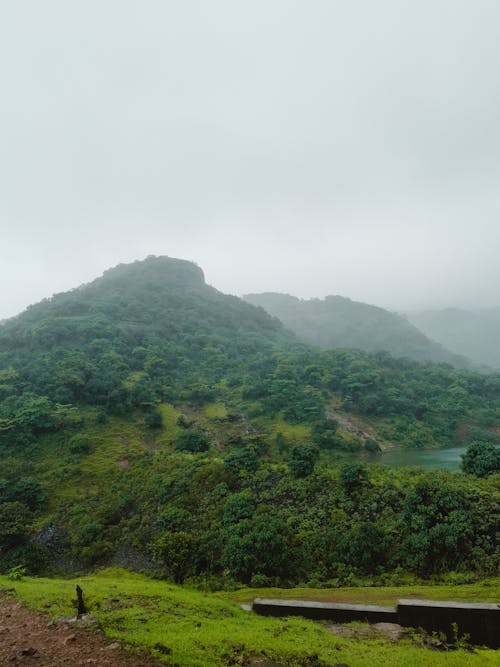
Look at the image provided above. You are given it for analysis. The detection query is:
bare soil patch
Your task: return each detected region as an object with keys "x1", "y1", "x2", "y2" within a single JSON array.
[{"x1": 0, "y1": 593, "x2": 163, "y2": 666}]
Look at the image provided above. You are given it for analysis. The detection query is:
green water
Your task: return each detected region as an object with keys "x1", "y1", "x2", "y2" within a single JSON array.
[{"x1": 370, "y1": 446, "x2": 468, "y2": 471}]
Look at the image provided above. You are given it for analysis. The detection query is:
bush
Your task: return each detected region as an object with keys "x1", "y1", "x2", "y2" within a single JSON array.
[
  {"x1": 68, "y1": 435, "x2": 91, "y2": 456},
  {"x1": 288, "y1": 444, "x2": 319, "y2": 478},
  {"x1": 462, "y1": 441, "x2": 500, "y2": 477},
  {"x1": 224, "y1": 448, "x2": 258, "y2": 476},
  {"x1": 175, "y1": 429, "x2": 209, "y2": 453}
]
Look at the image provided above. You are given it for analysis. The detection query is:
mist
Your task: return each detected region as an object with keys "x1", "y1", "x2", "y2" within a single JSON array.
[{"x1": 2, "y1": 0, "x2": 500, "y2": 320}]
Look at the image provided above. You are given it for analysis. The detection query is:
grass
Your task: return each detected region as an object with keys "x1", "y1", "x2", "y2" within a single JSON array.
[
  {"x1": 203, "y1": 402, "x2": 229, "y2": 420},
  {"x1": 220, "y1": 578, "x2": 500, "y2": 606},
  {"x1": 267, "y1": 415, "x2": 311, "y2": 444},
  {"x1": 1, "y1": 569, "x2": 498, "y2": 666}
]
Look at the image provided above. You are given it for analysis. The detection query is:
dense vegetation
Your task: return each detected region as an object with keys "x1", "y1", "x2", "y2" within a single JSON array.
[
  {"x1": 244, "y1": 292, "x2": 472, "y2": 367},
  {"x1": 0, "y1": 256, "x2": 498, "y2": 585}
]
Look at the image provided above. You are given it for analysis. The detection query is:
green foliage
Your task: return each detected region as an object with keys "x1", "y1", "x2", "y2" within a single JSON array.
[
  {"x1": 68, "y1": 434, "x2": 91, "y2": 456},
  {"x1": 402, "y1": 478, "x2": 473, "y2": 575},
  {"x1": 0, "y1": 502, "x2": 32, "y2": 549},
  {"x1": 461, "y1": 441, "x2": 500, "y2": 477},
  {"x1": 339, "y1": 462, "x2": 369, "y2": 495},
  {"x1": 142, "y1": 405, "x2": 163, "y2": 429},
  {"x1": 288, "y1": 444, "x2": 319, "y2": 477},
  {"x1": 222, "y1": 517, "x2": 291, "y2": 583},
  {"x1": 152, "y1": 530, "x2": 198, "y2": 583},
  {"x1": 175, "y1": 429, "x2": 210, "y2": 452},
  {"x1": 310, "y1": 417, "x2": 338, "y2": 449},
  {"x1": 222, "y1": 493, "x2": 254, "y2": 526},
  {"x1": 7, "y1": 564, "x2": 26, "y2": 580},
  {"x1": 224, "y1": 448, "x2": 258, "y2": 476}
]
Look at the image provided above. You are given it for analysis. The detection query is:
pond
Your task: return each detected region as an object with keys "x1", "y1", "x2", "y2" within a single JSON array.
[{"x1": 367, "y1": 446, "x2": 469, "y2": 471}]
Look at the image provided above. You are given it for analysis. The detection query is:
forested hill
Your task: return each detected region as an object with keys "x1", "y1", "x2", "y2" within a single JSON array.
[
  {"x1": 244, "y1": 292, "x2": 473, "y2": 368},
  {"x1": 0, "y1": 256, "x2": 295, "y2": 413},
  {"x1": 0, "y1": 256, "x2": 499, "y2": 582}
]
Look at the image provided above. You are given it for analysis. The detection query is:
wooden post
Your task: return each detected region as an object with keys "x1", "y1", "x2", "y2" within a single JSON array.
[{"x1": 76, "y1": 584, "x2": 86, "y2": 617}]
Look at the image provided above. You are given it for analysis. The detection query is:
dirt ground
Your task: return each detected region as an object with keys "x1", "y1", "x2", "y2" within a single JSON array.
[{"x1": 0, "y1": 594, "x2": 163, "y2": 667}]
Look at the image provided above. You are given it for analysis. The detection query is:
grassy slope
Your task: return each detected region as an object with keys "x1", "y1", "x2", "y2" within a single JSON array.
[
  {"x1": 1, "y1": 569, "x2": 498, "y2": 667},
  {"x1": 28, "y1": 402, "x2": 318, "y2": 509}
]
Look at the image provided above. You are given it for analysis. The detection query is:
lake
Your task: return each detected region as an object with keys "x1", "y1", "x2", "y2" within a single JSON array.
[{"x1": 368, "y1": 446, "x2": 469, "y2": 471}]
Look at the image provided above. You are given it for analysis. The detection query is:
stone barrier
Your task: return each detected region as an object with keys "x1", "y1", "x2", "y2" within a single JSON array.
[
  {"x1": 252, "y1": 598, "x2": 398, "y2": 623},
  {"x1": 252, "y1": 597, "x2": 500, "y2": 648},
  {"x1": 397, "y1": 599, "x2": 500, "y2": 649}
]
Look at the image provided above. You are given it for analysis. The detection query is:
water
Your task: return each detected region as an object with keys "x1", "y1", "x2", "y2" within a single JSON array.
[{"x1": 370, "y1": 446, "x2": 469, "y2": 471}]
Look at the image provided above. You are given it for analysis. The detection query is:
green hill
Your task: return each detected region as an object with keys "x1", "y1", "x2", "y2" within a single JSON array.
[
  {"x1": 244, "y1": 292, "x2": 473, "y2": 368},
  {"x1": 0, "y1": 256, "x2": 498, "y2": 586}
]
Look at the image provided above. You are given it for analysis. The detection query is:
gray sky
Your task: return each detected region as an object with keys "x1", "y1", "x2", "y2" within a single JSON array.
[{"x1": 2, "y1": 0, "x2": 500, "y2": 320}]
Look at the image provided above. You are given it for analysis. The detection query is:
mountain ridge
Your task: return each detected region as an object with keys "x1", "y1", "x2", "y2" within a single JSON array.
[{"x1": 244, "y1": 291, "x2": 476, "y2": 368}]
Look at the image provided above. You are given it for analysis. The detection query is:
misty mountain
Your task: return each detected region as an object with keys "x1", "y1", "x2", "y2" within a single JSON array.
[
  {"x1": 244, "y1": 292, "x2": 472, "y2": 367},
  {"x1": 408, "y1": 308, "x2": 500, "y2": 370},
  {"x1": 0, "y1": 256, "x2": 295, "y2": 411}
]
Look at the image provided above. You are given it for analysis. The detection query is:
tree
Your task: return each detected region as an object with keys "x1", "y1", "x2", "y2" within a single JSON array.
[
  {"x1": 0, "y1": 502, "x2": 32, "y2": 550},
  {"x1": 224, "y1": 448, "x2": 258, "y2": 476},
  {"x1": 339, "y1": 462, "x2": 368, "y2": 495},
  {"x1": 152, "y1": 530, "x2": 197, "y2": 583},
  {"x1": 175, "y1": 429, "x2": 209, "y2": 453},
  {"x1": 462, "y1": 441, "x2": 500, "y2": 477},
  {"x1": 402, "y1": 478, "x2": 472, "y2": 574},
  {"x1": 288, "y1": 444, "x2": 319, "y2": 478},
  {"x1": 222, "y1": 517, "x2": 291, "y2": 583}
]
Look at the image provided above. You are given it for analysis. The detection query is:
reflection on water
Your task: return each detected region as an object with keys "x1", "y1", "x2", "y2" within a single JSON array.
[{"x1": 370, "y1": 446, "x2": 468, "y2": 471}]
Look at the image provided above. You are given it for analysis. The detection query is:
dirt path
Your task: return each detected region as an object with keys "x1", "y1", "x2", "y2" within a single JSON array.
[{"x1": 0, "y1": 594, "x2": 163, "y2": 667}]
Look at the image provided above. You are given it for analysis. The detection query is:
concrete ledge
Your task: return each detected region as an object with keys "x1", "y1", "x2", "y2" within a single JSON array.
[
  {"x1": 252, "y1": 597, "x2": 500, "y2": 648},
  {"x1": 398, "y1": 599, "x2": 500, "y2": 649},
  {"x1": 252, "y1": 598, "x2": 398, "y2": 623}
]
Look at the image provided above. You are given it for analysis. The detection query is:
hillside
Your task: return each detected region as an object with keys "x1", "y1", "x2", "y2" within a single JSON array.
[
  {"x1": 408, "y1": 307, "x2": 500, "y2": 370},
  {"x1": 244, "y1": 292, "x2": 472, "y2": 367},
  {"x1": 0, "y1": 256, "x2": 498, "y2": 585}
]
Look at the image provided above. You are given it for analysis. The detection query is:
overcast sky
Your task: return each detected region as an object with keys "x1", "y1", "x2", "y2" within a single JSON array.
[{"x1": 1, "y1": 1, "x2": 500, "y2": 320}]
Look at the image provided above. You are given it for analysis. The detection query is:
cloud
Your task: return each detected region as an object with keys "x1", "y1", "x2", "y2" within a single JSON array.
[{"x1": 1, "y1": 0, "x2": 500, "y2": 318}]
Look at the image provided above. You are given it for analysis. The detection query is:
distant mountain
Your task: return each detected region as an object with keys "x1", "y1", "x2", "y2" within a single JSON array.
[
  {"x1": 407, "y1": 308, "x2": 500, "y2": 370},
  {"x1": 244, "y1": 292, "x2": 472, "y2": 367}
]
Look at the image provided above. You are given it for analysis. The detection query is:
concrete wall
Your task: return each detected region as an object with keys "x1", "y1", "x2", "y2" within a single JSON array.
[
  {"x1": 253, "y1": 597, "x2": 500, "y2": 648},
  {"x1": 253, "y1": 598, "x2": 397, "y2": 623},
  {"x1": 398, "y1": 599, "x2": 500, "y2": 649}
]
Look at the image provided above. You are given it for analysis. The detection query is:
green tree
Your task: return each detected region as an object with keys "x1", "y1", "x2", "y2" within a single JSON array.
[
  {"x1": 288, "y1": 444, "x2": 319, "y2": 478},
  {"x1": 175, "y1": 429, "x2": 209, "y2": 453},
  {"x1": 339, "y1": 462, "x2": 368, "y2": 495},
  {"x1": 224, "y1": 448, "x2": 258, "y2": 476},
  {"x1": 462, "y1": 441, "x2": 500, "y2": 477},
  {"x1": 0, "y1": 502, "x2": 32, "y2": 550},
  {"x1": 152, "y1": 530, "x2": 197, "y2": 583}
]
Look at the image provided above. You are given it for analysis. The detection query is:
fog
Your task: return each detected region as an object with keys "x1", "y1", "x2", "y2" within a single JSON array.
[{"x1": 2, "y1": 1, "x2": 500, "y2": 320}]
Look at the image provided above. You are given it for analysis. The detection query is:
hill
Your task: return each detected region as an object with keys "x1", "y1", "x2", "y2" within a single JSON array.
[
  {"x1": 244, "y1": 292, "x2": 473, "y2": 367},
  {"x1": 408, "y1": 307, "x2": 500, "y2": 370},
  {"x1": 0, "y1": 256, "x2": 498, "y2": 585}
]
